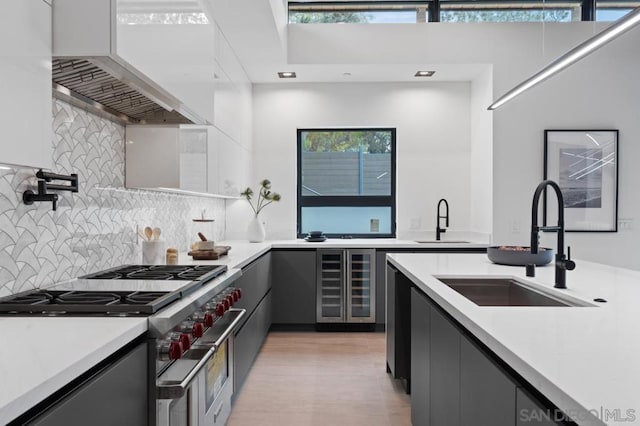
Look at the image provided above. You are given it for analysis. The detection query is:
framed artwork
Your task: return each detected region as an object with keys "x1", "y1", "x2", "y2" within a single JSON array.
[{"x1": 544, "y1": 130, "x2": 618, "y2": 232}]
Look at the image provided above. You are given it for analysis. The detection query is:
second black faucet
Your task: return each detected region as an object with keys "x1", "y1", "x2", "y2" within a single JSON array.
[{"x1": 436, "y1": 198, "x2": 449, "y2": 241}]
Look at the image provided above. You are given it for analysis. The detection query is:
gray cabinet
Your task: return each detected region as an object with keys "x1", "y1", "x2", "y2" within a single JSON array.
[
  {"x1": 375, "y1": 251, "x2": 389, "y2": 325},
  {"x1": 410, "y1": 288, "x2": 430, "y2": 426},
  {"x1": 430, "y1": 302, "x2": 461, "y2": 426},
  {"x1": 460, "y1": 335, "x2": 516, "y2": 426},
  {"x1": 271, "y1": 250, "x2": 316, "y2": 325},
  {"x1": 234, "y1": 291, "x2": 272, "y2": 394},
  {"x1": 234, "y1": 252, "x2": 271, "y2": 328},
  {"x1": 517, "y1": 388, "x2": 560, "y2": 426},
  {"x1": 386, "y1": 264, "x2": 411, "y2": 391},
  {"x1": 386, "y1": 264, "x2": 397, "y2": 375},
  {"x1": 29, "y1": 342, "x2": 148, "y2": 426},
  {"x1": 232, "y1": 252, "x2": 273, "y2": 394}
]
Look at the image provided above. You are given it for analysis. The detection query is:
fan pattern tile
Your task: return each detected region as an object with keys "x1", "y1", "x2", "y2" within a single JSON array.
[{"x1": 0, "y1": 100, "x2": 226, "y2": 297}]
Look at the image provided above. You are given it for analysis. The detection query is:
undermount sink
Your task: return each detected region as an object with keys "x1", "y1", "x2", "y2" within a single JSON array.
[
  {"x1": 437, "y1": 278, "x2": 592, "y2": 307},
  {"x1": 414, "y1": 240, "x2": 469, "y2": 243}
]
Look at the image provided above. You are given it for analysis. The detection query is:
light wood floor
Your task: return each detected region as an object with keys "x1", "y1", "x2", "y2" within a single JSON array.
[{"x1": 228, "y1": 331, "x2": 411, "y2": 426}]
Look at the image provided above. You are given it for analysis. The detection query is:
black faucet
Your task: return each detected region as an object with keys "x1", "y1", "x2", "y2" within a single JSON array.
[
  {"x1": 23, "y1": 180, "x2": 59, "y2": 211},
  {"x1": 530, "y1": 180, "x2": 575, "y2": 289},
  {"x1": 22, "y1": 169, "x2": 78, "y2": 211},
  {"x1": 436, "y1": 198, "x2": 449, "y2": 241}
]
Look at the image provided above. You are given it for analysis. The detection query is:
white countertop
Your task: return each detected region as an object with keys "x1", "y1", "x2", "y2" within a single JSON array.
[
  {"x1": 271, "y1": 237, "x2": 488, "y2": 249},
  {"x1": 0, "y1": 317, "x2": 147, "y2": 424},
  {"x1": 0, "y1": 238, "x2": 487, "y2": 423},
  {"x1": 387, "y1": 253, "x2": 640, "y2": 426},
  {"x1": 177, "y1": 238, "x2": 488, "y2": 268}
]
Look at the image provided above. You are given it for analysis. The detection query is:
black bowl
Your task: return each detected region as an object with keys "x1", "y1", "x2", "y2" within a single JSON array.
[
  {"x1": 487, "y1": 246, "x2": 554, "y2": 266},
  {"x1": 308, "y1": 231, "x2": 324, "y2": 237}
]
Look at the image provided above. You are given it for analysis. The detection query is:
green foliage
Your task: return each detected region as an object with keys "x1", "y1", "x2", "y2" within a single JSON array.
[
  {"x1": 440, "y1": 9, "x2": 573, "y2": 23},
  {"x1": 289, "y1": 11, "x2": 371, "y2": 24},
  {"x1": 302, "y1": 131, "x2": 391, "y2": 154},
  {"x1": 241, "y1": 179, "x2": 281, "y2": 215}
]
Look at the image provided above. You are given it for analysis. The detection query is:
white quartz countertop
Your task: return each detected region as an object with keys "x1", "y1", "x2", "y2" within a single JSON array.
[
  {"x1": 0, "y1": 317, "x2": 147, "y2": 424},
  {"x1": 177, "y1": 238, "x2": 488, "y2": 268},
  {"x1": 387, "y1": 253, "x2": 640, "y2": 426}
]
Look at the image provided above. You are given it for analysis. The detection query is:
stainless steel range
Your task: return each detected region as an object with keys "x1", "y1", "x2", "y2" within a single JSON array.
[{"x1": 0, "y1": 263, "x2": 244, "y2": 426}]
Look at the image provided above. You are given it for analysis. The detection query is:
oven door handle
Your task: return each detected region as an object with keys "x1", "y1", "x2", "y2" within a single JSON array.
[
  {"x1": 212, "y1": 308, "x2": 246, "y2": 348},
  {"x1": 156, "y1": 308, "x2": 246, "y2": 400}
]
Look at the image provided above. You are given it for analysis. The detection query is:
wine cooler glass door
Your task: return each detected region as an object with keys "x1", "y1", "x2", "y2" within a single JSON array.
[
  {"x1": 317, "y1": 250, "x2": 345, "y2": 322},
  {"x1": 347, "y1": 249, "x2": 375, "y2": 323}
]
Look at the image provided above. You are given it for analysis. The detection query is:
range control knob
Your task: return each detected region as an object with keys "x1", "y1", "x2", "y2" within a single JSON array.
[
  {"x1": 222, "y1": 298, "x2": 230, "y2": 310},
  {"x1": 225, "y1": 295, "x2": 234, "y2": 307},
  {"x1": 203, "y1": 312, "x2": 214, "y2": 327},
  {"x1": 192, "y1": 311, "x2": 214, "y2": 327},
  {"x1": 192, "y1": 322, "x2": 204, "y2": 338},
  {"x1": 158, "y1": 340, "x2": 183, "y2": 361},
  {"x1": 231, "y1": 290, "x2": 239, "y2": 303},
  {"x1": 215, "y1": 303, "x2": 225, "y2": 317},
  {"x1": 235, "y1": 288, "x2": 242, "y2": 300},
  {"x1": 169, "y1": 331, "x2": 192, "y2": 351},
  {"x1": 169, "y1": 341, "x2": 183, "y2": 360},
  {"x1": 179, "y1": 333, "x2": 191, "y2": 350}
]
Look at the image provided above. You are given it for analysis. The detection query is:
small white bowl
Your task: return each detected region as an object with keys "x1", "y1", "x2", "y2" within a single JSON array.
[{"x1": 197, "y1": 240, "x2": 215, "y2": 251}]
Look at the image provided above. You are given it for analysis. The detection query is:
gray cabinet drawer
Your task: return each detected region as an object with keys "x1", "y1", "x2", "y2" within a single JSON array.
[
  {"x1": 271, "y1": 250, "x2": 316, "y2": 324},
  {"x1": 29, "y1": 342, "x2": 148, "y2": 426}
]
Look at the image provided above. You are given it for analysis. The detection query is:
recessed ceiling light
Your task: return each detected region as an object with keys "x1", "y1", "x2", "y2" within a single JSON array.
[
  {"x1": 415, "y1": 70, "x2": 435, "y2": 77},
  {"x1": 278, "y1": 71, "x2": 297, "y2": 78},
  {"x1": 342, "y1": 72, "x2": 352, "y2": 76}
]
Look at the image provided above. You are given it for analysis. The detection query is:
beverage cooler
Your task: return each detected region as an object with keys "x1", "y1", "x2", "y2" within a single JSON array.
[{"x1": 316, "y1": 249, "x2": 376, "y2": 325}]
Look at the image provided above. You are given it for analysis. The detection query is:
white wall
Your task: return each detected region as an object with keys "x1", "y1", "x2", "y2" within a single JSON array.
[
  {"x1": 492, "y1": 29, "x2": 640, "y2": 269},
  {"x1": 286, "y1": 21, "x2": 640, "y2": 270},
  {"x1": 250, "y1": 82, "x2": 478, "y2": 240},
  {"x1": 470, "y1": 67, "x2": 494, "y2": 236}
]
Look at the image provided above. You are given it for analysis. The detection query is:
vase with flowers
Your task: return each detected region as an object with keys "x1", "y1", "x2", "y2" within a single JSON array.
[{"x1": 241, "y1": 179, "x2": 281, "y2": 242}]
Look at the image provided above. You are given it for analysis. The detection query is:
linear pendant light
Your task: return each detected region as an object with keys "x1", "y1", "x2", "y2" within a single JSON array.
[{"x1": 488, "y1": 7, "x2": 640, "y2": 110}]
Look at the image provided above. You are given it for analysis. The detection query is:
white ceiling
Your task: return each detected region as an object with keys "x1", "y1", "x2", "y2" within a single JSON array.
[{"x1": 212, "y1": 0, "x2": 488, "y2": 83}]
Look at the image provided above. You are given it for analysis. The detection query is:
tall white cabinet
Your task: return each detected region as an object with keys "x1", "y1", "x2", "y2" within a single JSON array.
[{"x1": 0, "y1": 0, "x2": 52, "y2": 169}]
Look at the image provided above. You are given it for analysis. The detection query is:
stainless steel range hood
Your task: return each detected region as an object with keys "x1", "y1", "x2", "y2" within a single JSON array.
[{"x1": 52, "y1": 0, "x2": 206, "y2": 125}]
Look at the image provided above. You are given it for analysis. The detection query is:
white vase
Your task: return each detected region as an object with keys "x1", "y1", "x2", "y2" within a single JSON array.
[{"x1": 247, "y1": 215, "x2": 266, "y2": 242}]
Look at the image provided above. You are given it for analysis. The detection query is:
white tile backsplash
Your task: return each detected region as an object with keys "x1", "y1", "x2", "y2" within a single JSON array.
[{"x1": 0, "y1": 100, "x2": 225, "y2": 296}]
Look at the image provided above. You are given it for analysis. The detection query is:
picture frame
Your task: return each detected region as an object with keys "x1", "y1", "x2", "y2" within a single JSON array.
[{"x1": 544, "y1": 130, "x2": 618, "y2": 232}]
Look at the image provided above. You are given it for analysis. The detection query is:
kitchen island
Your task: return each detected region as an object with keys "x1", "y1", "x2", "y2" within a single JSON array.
[{"x1": 388, "y1": 252, "x2": 640, "y2": 426}]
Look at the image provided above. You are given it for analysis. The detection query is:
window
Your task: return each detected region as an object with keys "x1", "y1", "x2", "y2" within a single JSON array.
[
  {"x1": 297, "y1": 128, "x2": 396, "y2": 238},
  {"x1": 440, "y1": 1, "x2": 581, "y2": 22},
  {"x1": 595, "y1": 0, "x2": 639, "y2": 20},
  {"x1": 288, "y1": 0, "x2": 611, "y2": 23},
  {"x1": 288, "y1": 2, "x2": 429, "y2": 23}
]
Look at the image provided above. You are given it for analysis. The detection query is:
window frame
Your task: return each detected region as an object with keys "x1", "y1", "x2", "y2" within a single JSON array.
[
  {"x1": 286, "y1": 0, "x2": 627, "y2": 22},
  {"x1": 296, "y1": 127, "x2": 397, "y2": 239}
]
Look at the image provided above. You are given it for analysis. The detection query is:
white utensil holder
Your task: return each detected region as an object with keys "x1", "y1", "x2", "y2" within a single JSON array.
[{"x1": 143, "y1": 240, "x2": 166, "y2": 265}]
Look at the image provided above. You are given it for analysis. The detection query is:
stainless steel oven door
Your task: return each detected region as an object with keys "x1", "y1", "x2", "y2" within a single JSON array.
[{"x1": 156, "y1": 308, "x2": 245, "y2": 426}]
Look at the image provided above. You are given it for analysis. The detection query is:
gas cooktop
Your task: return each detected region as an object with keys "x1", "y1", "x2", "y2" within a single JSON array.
[
  {"x1": 0, "y1": 290, "x2": 179, "y2": 315},
  {"x1": 0, "y1": 264, "x2": 228, "y2": 316},
  {"x1": 81, "y1": 264, "x2": 225, "y2": 281}
]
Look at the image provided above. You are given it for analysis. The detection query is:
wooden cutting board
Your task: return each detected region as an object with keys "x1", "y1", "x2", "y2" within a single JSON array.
[{"x1": 187, "y1": 245, "x2": 231, "y2": 260}]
